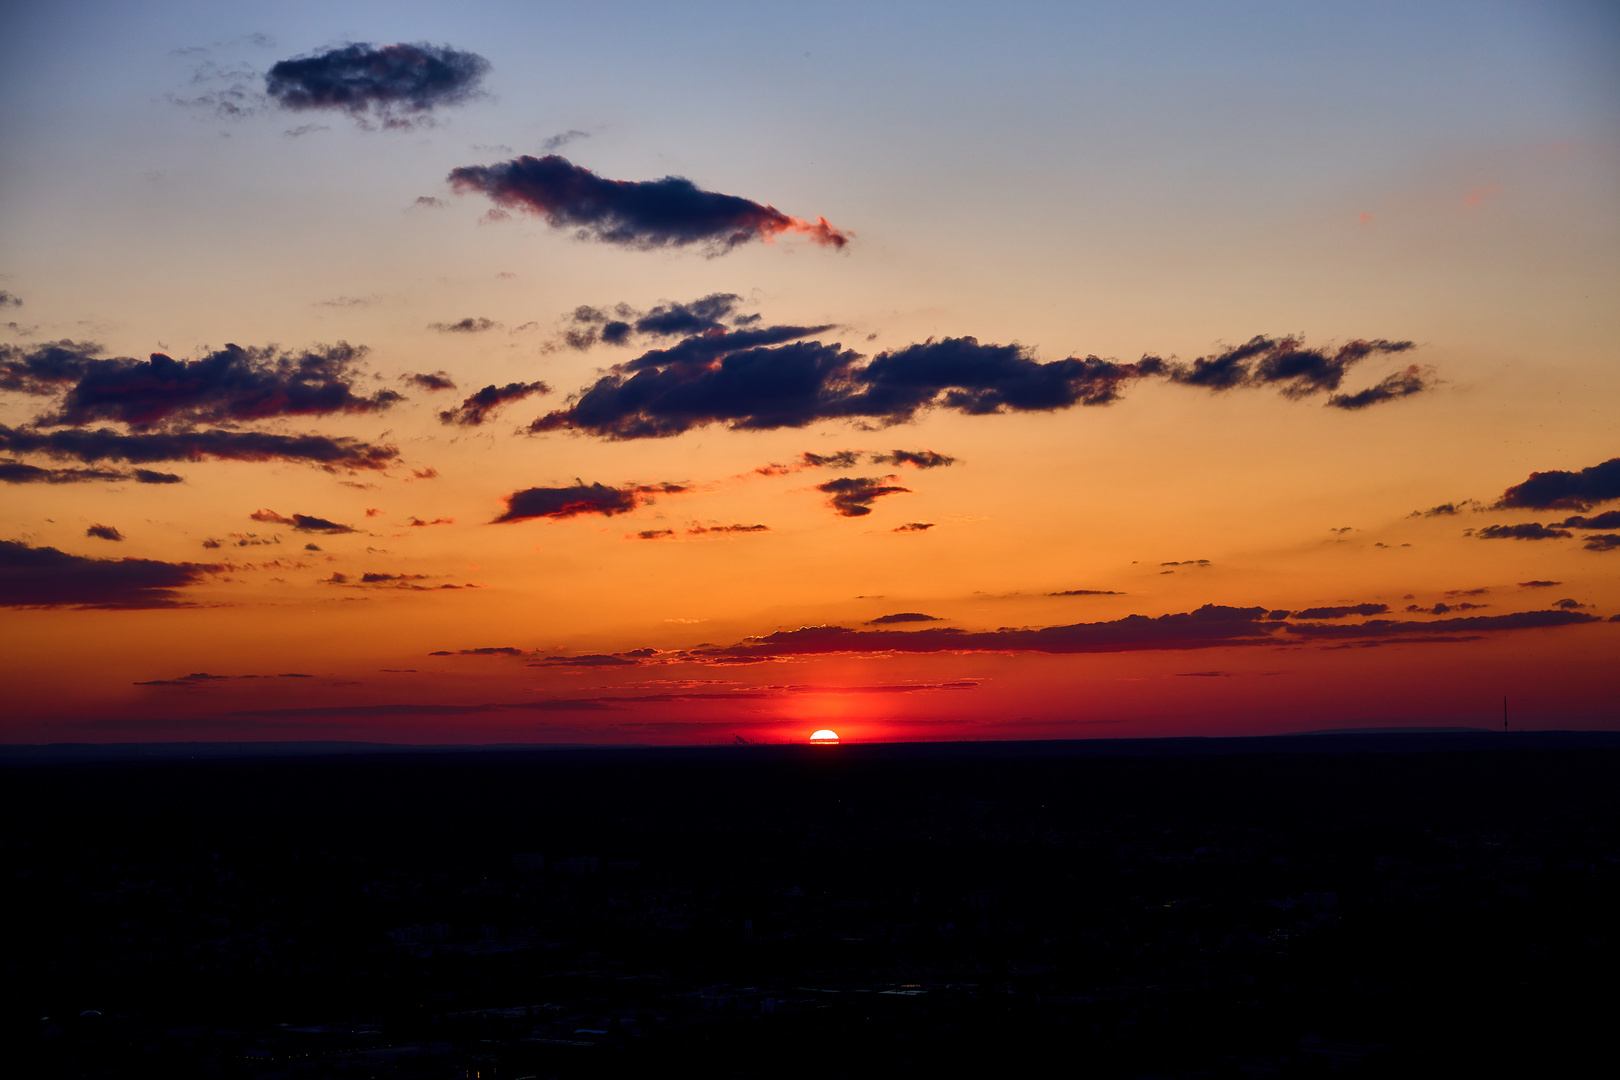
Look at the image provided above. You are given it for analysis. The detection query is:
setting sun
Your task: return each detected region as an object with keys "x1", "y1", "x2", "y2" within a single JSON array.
[{"x1": 809, "y1": 730, "x2": 840, "y2": 745}]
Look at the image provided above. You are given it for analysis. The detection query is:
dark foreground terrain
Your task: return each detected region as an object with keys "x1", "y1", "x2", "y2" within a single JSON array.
[{"x1": 5, "y1": 732, "x2": 1619, "y2": 1078}]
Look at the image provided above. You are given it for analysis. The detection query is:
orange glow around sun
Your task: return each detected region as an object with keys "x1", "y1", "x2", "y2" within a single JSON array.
[{"x1": 809, "y1": 729, "x2": 840, "y2": 744}]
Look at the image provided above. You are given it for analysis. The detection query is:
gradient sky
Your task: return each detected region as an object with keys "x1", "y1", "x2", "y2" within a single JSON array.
[{"x1": 2, "y1": 0, "x2": 1616, "y2": 745}]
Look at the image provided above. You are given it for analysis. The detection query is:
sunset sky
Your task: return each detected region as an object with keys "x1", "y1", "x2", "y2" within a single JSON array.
[{"x1": 2, "y1": 1, "x2": 1616, "y2": 745}]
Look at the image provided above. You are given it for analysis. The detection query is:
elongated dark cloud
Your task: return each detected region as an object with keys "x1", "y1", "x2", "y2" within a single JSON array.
[
  {"x1": 1048, "y1": 589, "x2": 1122, "y2": 597},
  {"x1": 531, "y1": 330, "x2": 1421, "y2": 440},
  {"x1": 1554, "y1": 510, "x2": 1620, "y2": 530},
  {"x1": 688, "y1": 523, "x2": 769, "y2": 535},
  {"x1": 428, "y1": 317, "x2": 497, "y2": 333},
  {"x1": 1410, "y1": 500, "x2": 1478, "y2": 518},
  {"x1": 867, "y1": 612, "x2": 943, "y2": 625},
  {"x1": 429, "y1": 646, "x2": 525, "y2": 657},
  {"x1": 0, "y1": 292, "x2": 20, "y2": 308},
  {"x1": 265, "y1": 43, "x2": 489, "y2": 124},
  {"x1": 1283, "y1": 609, "x2": 1595, "y2": 639},
  {"x1": 250, "y1": 509, "x2": 357, "y2": 534},
  {"x1": 15, "y1": 342, "x2": 397, "y2": 429},
  {"x1": 1290, "y1": 603, "x2": 1389, "y2": 619},
  {"x1": 873, "y1": 449, "x2": 956, "y2": 469},
  {"x1": 1325, "y1": 367, "x2": 1429, "y2": 410},
  {"x1": 687, "y1": 604, "x2": 1600, "y2": 663},
  {"x1": 0, "y1": 425, "x2": 398, "y2": 470},
  {"x1": 1475, "y1": 523, "x2": 1571, "y2": 541},
  {"x1": 1584, "y1": 534, "x2": 1620, "y2": 552},
  {"x1": 85, "y1": 524, "x2": 124, "y2": 542},
  {"x1": 802, "y1": 450, "x2": 862, "y2": 469},
  {"x1": 1496, "y1": 457, "x2": 1620, "y2": 511},
  {"x1": 0, "y1": 540, "x2": 217, "y2": 609},
  {"x1": 818, "y1": 476, "x2": 910, "y2": 517},
  {"x1": 1166, "y1": 335, "x2": 1418, "y2": 398},
  {"x1": 1518, "y1": 580, "x2": 1560, "y2": 588},
  {"x1": 448, "y1": 154, "x2": 849, "y2": 252},
  {"x1": 634, "y1": 528, "x2": 676, "y2": 540},
  {"x1": 0, "y1": 459, "x2": 182, "y2": 485},
  {"x1": 493, "y1": 481, "x2": 688, "y2": 523},
  {"x1": 438, "y1": 381, "x2": 550, "y2": 426},
  {"x1": 403, "y1": 371, "x2": 457, "y2": 392},
  {"x1": 893, "y1": 522, "x2": 934, "y2": 532}
]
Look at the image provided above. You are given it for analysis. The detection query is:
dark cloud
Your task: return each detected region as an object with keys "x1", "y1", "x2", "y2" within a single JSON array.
[
  {"x1": 872, "y1": 449, "x2": 956, "y2": 469},
  {"x1": 686, "y1": 603, "x2": 1600, "y2": 663},
  {"x1": 0, "y1": 540, "x2": 216, "y2": 609},
  {"x1": 530, "y1": 654, "x2": 640, "y2": 668},
  {"x1": 325, "y1": 571, "x2": 476, "y2": 591},
  {"x1": 0, "y1": 425, "x2": 398, "y2": 470},
  {"x1": 802, "y1": 450, "x2": 862, "y2": 469},
  {"x1": 1047, "y1": 589, "x2": 1122, "y2": 597},
  {"x1": 0, "y1": 340, "x2": 102, "y2": 393},
  {"x1": 448, "y1": 154, "x2": 849, "y2": 252},
  {"x1": 18, "y1": 342, "x2": 398, "y2": 429},
  {"x1": 428, "y1": 317, "x2": 498, "y2": 333},
  {"x1": 429, "y1": 646, "x2": 525, "y2": 657},
  {"x1": 1518, "y1": 580, "x2": 1560, "y2": 588},
  {"x1": 249, "y1": 509, "x2": 357, "y2": 534},
  {"x1": 1584, "y1": 534, "x2": 1620, "y2": 552},
  {"x1": 1553, "y1": 598, "x2": 1585, "y2": 610},
  {"x1": 1496, "y1": 457, "x2": 1620, "y2": 511},
  {"x1": 1445, "y1": 587, "x2": 1490, "y2": 597},
  {"x1": 438, "y1": 381, "x2": 550, "y2": 426},
  {"x1": 403, "y1": 371, "x2": 457, "y2": 391},
  {"x1": 1410, "y1": 500, "x2": 1478, "y2": 518},
  {"x1": 412, "y1": 196, "x2": 447, "y2": 209},
  {"x1": 867, "y1": 612, "x2": 944, "y2": 625},
  {"x1": 1475, "y1": 523, "x2": 1572, "y2": 541},
  {"x1": 633, "y1": 529, "x2": 676, "y2": 540},
  {"x1": 492, "y1": 481, "x2": 687, "y2": 523},
  {"x1": 1161, "y1": 559, "x2": 1211, "y2": 567},
  {"x1": 893, "y1": 522, "x2": 934, "y2": 532},
  {"x1": 1554, "y1": 510, "x2": 1620, "y2": 530},
  {"x1": 687, "y1": 524, "x2": 769, "y2": 535},
  {"x1": 85, "y1": 524, "x2": 124, "y2": 542},
  {"x1": 405, "y1": 516, "x2": 453, "y2": 527},
  {"x1": 1285, "y1": 609, "x2": 1593, "y2": 639},
  {"x1": 531, "y1": 328, "x2": 1422, "y2": 441},
  {"x1": 818, "y1": 476, "x2": 910, "y2": 517},
  {"x1": 0, "y1": 292, "x2": 21, "y2": 308},
  {"x1": 135, "y1": 672, "x2": 232, "y2": 687},
  {"x1": 0, "y1": 459, "x2": 181, "y2": 485},
  {"x1": 1164, "y1": 335, "x2": 1419, "y2": 400},
  {"x1": 265, "y1": 43, "x2": 489, "y2": 124},
  {"x1": 1326, "y1": 366, "x2": 1429, "y2": 410},
  {"x1": 1289, "y1": 603, "x2": 1389, "y2": 619}
]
